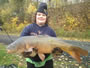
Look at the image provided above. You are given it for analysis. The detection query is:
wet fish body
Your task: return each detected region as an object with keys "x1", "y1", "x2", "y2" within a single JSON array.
[{"x1": 7, "y1": 35, "x2": 88, "y2": 63}]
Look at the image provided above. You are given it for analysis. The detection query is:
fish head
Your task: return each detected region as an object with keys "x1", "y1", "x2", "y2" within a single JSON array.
[
  {"x1": 7, "y1": 42, "x2": 18, "y2": 53},
  {"x1": 6, "y1": 40, "x2": 22, "y2": 54}
]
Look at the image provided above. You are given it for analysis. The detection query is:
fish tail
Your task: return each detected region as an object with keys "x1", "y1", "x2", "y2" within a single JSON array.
[
  {"x1": 57, "y1": 44, "x2": 88, "y2": 63},
  {"x1": 66, "y1": 46, "x2": 88, "y2": 63}
]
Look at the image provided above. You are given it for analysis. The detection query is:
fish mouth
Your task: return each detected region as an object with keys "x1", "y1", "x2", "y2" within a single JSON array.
[{"x1": 7, "y1": 50, "x2": 12, "y2": 53}]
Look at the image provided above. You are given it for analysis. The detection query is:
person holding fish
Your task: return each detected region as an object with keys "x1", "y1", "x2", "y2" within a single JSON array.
[
  {"x1": 7, "y1": 2, "x2": 88, "y2": 66},
  {"x1": 20, "y1": 2, "x2": 56, "y2": 68}
]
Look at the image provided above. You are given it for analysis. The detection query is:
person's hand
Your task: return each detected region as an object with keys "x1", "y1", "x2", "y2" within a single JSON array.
[
  {"x1": 52, "y1": 47, "x2": 63, "y2": 57},
  {"x1": 22, "y1": 48, "x2": 38, "y2": 57}
]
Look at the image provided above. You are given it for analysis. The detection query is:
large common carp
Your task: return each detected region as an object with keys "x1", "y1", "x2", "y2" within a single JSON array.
[{"x1": 7, "y1": 35, "x2": 88, "y2": 63}]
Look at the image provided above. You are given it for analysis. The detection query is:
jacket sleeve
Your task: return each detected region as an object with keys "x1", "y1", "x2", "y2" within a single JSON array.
[
  {"x1": 20, "y1": 26, "x2": 30, "y2": 37},
  {"x1": 49, "y1": 28, "x2": 56, "y2": 37}
]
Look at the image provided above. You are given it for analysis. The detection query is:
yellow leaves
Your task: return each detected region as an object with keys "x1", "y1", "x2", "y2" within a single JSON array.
[
  {"x1": 67, "y1": 17, "x2": 75, "y2": 24},
  {"x1": 26, "y1": 3, "x2": 37, "y2": 14},
  {"x1": 1, "y1": 7, "x2": 12, "y2": 17},
  {"x1": 65, "y1": 12, "x2": 75, "y2": 25},
  {"x1": 10, "y1": 17, "x2": 18, "y2": 32},
  {"x1": 1, "y1": 10, "x2": 6, "y2": 14},
  {"x1": 1, "y1": 9, "x2": 9, "y2": 19},
  {"x1": 24, "y1": 20, "x2": 29, "y2": 24},
  {"x1": 16, "y1": 23, "x2": 24, "y2": 31},
  {"x1": 3, "y1": 16, "x2": 29, "y2": 33},
  {"x1": 1, "y1": 9, "x2": 9, "y2": 15},
  {"x1": 10, "y1": 17, "x2": 29, "y2": 32},
  {"x1": 11, "y1": 17, "x2": 18, "y2": 23},
  {"x1": 64, "y1": 12, "x2": 80, "y2": 30},
  {"x1": 15, "y1": 20, "x2": 29, "y2": 32}
]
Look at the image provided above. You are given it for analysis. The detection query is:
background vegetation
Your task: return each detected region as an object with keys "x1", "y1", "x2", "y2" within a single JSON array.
[{"x1": 0, "y1": 0, "x2": 90, "y2": 39}]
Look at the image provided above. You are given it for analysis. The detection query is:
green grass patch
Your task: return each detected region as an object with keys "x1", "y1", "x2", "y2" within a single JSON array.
[
  {"x1": 55, "y1": 28, "x2": 90, "y2": 40},
  {"x1": 0, "y1": 31, "x2": 19, "y2": 36},
  {"x1": 0, "y1": 44, "x2": 26, "y2": 68}
]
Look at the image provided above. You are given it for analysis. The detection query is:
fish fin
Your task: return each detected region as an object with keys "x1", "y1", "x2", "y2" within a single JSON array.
[
  {"x1": 38, "y1": 53, "x2": 45, "y2": 61},
  {"x1": 78, "y1": 48, "x2": 88, "y2": 56},
  {"x1": 25, "y1": 47, "x2": 33, "y2": 52},
  {"x1": 66, "y1": 46, "x2": 88, "y2": 63},
  {"x1": 68, "y1": 51, "x2": 81, "y2": 63}
]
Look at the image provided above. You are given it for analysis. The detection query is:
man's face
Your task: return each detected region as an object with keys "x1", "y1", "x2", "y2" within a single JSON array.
[{"x1": 36, "y1": 12, "x2": 47, "y2": 26}]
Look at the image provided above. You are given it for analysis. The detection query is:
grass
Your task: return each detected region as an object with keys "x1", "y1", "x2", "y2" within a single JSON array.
[
  {"x1": 0, "y1": 31, "x2": 19, "y2": 36},
  {"x1": 0, "y1": 28, "x2": 90, "y2": 41},
  {"x1": 55, "y1": 28, "x2": 90, "y2": 41},
  {"x1": 0, "y1": 44, "x2": 26, "y2": 68}
]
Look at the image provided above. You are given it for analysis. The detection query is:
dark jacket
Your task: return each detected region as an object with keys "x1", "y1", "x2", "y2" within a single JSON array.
[{"x1": 20, "y1": 23, "x2": 56, "y2": 62}]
